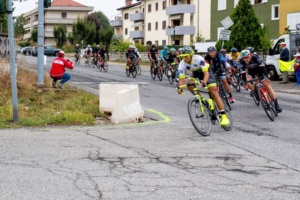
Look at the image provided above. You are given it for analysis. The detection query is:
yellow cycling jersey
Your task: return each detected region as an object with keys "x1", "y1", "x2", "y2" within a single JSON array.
[{"x1": 229, "y1": 52, "x2": 240, "y2": 62}]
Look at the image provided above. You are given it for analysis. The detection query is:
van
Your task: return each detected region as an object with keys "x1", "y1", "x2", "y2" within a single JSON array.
[{"x1": 266, "y1": 27, "x2": 300, "y2": 80}]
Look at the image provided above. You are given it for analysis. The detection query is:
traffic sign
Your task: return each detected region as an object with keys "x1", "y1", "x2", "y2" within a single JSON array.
[
  {"x1": 219, "y1": 30, "x2": 231, "y2": 41},
  {"x1": 221, "y1": 16, "x2": 234, "y2": 30}
]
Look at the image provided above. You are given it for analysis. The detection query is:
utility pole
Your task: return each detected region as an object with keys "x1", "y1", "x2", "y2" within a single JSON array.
[
  {"x1": 6, "y1": 0, "x2": 18, "y2": 123},
  {"x1": 37, "y1": 0, "x2": 45, "y2": 87}
]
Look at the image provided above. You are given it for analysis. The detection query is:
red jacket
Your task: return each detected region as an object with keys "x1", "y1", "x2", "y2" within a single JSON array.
[{"x1": 50, "y1": 57, "x2": 74, "y2": 78}]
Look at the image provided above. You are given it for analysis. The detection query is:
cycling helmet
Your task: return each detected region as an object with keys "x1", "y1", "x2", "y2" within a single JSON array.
[
  {"x1": 87, "y1": 45, "x2": 91, "y2": 48},
  {"x1": 241, "y1": 50, "x2": 250, "y2": 58},
  {"x1": 96, "y1": 45, "x2": 100, "y2": 47},
  {"x1": 129, "y1": 45, "x2": 135, "y2": 49},
  {"x1": 170, "y1": 48, "x2": 176, "y2": 52},
  {"x1": 163, "y1": 46, "x2": 169, "y2": 50},
  {"x1": 179, "y1": 46, "x2": 194, "y2": 57},
  {"x1": 151, "y1": 44, "x2": 156, "y2": 48},
  {"x1": 246, "y1": 47, "x2": 255, "y2": 53},
  {"x1": 207, "y1": 46, "x2": 217, "y2": 52},
  {"x1": 75, "y1": 44, "x2": 79, "y2": 47},
  {"x1": 58, "y1": 51, "x2": 65, "y2": 57},
  {"x1": 231, "y1": 47, "x2": 237, "y2": 53},
  {"x1": 220, "y1": 49, "x2": 227, "y2": 53}
]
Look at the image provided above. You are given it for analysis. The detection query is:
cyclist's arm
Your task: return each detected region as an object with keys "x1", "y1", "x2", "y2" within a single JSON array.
[
  {"x1": 201, "y1": 62, "x2": 210, "y2": 85},
  {"x1": 178, "y1": 61, "x2": 186, "y2": 87}
]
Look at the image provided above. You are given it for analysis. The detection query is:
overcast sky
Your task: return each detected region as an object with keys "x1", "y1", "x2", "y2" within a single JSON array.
[{"x1": 13, "y1": 0, "x2": 140, "y2": 19}]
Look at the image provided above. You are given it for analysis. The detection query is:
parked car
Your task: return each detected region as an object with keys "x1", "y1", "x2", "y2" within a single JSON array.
[
  {"x1": 31, "y1": 46, "x2": 37, "y2": 57},
  {"x1": 16, "y1": 46, "x2": 22, "y2": 53},
  {"x1": 21, "y1": 46, "x2": 33, "y2": 56},
  {"x1": 33, "y1": 45, "x2": 62, "y2": 56}
]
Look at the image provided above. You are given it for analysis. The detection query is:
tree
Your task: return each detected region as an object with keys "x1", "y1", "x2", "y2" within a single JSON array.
[
  {"x1": 216, "y1": 0, "x2": 270, "y2": 51},
  {"x1": 110, "y1": 38, "x2": 133, "y2": 52},
  {"x1": 14, "y1": 15, "x2": 25, "y2": 38},
  {"x1": 31, "y1": 28, "x2": 37, "y2": 42},
  {"x1": 195, "y1": 31, "x2": 205, "y2": 42},
  {"x1": 53, "y1": 24, "x2": 67, "y2": 48},
  {"x1": 0, "y1": 0, "x2": 8, "y2": 34},
  {"x1": 68, "y1": 17, "x2": 96, "y2": 46}
]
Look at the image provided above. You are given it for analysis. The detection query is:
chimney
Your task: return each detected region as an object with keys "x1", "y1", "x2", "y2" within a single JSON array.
[{"x1": 125, "y1": 0, "x2": 132, "y2": 6}]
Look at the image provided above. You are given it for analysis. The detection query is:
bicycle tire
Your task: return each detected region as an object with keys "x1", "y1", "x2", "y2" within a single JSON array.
[
  {"x1": 260, "y1": 94, "x2": 275, "y2": 121},
  {"x1": 126, "y1": 68, "x2": 130, "y2": 77},
  {"x1": 270, "y1": 100, "x2": 278, "y2": 117},
  {"x1": 150, "y1": 66, "x2": 156, "y2": 80},
  {"x1": 103, "y1": 62, "x2": 108, "y2": 72},
  {"x1": 157, "y1": 67, "x2": 163, "y2": 81},
  {"x1": 97, "y1": 62, "x2": 100, "y2": 69},
  {"x1": 136, "y1": 64, "x2": 141, "y2": 75},
  {"x1": 132, "y1": 66, "x2": 137, "y2": 78},
  {"x1": 253, "y1": 86, "x2": 260, "y2": 106},
  {"x1": 167, "y1": 69, "x2": 173, "y2": 84},
  {"x1": 232, "y1": 75, "x2": 241, "y2": 92},
  {"x1": 187, "y1": 98, "x2": 212, "y2": 136},
  {"x1": 218, "y1": 84, "x2": 231, "y2": 110}
]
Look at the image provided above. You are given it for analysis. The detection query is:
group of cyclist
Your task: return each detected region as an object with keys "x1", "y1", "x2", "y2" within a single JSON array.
[{"x1": 74, "y1": 44, "x2": 109, "y2": 66}]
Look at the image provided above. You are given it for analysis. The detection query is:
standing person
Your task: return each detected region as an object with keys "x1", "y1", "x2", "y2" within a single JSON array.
[
  {"x1": 50, "y1": 51, "x2": 74, "y2": 89},
  {"x1": 293, "y1": 52, "x2": 300, "y2": 86},
  {"x1": 279, "y1": 42, "x2": 290, "y2": 84}
]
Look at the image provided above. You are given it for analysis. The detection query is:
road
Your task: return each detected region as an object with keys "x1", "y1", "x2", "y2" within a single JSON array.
[{"x1": 1, "y1": 55, "x2": 300, "y2": 200}]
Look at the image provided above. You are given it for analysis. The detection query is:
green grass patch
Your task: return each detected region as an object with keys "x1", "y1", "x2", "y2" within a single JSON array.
[{"x1": 0, "y1": 67, "x2": 105, "y2": 129}]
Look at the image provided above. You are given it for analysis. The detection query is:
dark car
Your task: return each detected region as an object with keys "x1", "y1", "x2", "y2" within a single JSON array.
[
  {"x1": 21, "y1": 46, "x2": 33, "y2": 55},
  {"x1": 32, "y1": 45, "x2": 62, "y2": 57},
  {"x1": 31, "y1": 46, "x2": 37, "y2": 57}
]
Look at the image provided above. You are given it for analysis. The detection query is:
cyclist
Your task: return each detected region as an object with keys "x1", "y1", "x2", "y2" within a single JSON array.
[
  {"x1": 126, "y1": 45, "x2": 139, "y2": 71},
  {"x1": 177, "y1": 46, "x2": 230, "y2": 127},
  {"x1": 205, "y1": 46, "x2": 235, "y2": 104},
  {"x1": 239, "y1": 50, "x2": 282, "y2": 113},
  {"x1": 165, "y1": 48, "x2": 181, "y2": 81},
  {"x1": 99, "y1": 45, "x2": 109, "y2": 65},
  {"x1": 74, "y1": 44, "x2": 81, "y2": 62},
  {"x1": 229, "y1": 47, "x2": 240, "y2": 63},
  {"x1": 92, "y1": 45, "x2": 101, "y2": 65},
  {"x1": 148, "y1": 44, "x2": 159, "y2": 68},
  {"x1": 160, "y1": 46, "x2": 170, "y2": 72},
  {"x1": 84, "y1": 45, "x2": 93, "y2": 64},
  {"x1": 220, "y1": 49, "x2": 237, "y2": 70},
  {"x1": 133, "y1": 45, "x2": 141, "y2": 65}
]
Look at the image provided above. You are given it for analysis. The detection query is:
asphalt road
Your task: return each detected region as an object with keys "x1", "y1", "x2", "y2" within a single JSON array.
[{"x1": 1, "y1": 55, "x2": 300, "y2": 200}]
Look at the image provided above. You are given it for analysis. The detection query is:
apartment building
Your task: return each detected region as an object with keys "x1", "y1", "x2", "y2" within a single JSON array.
[
  {"x1": 211, "y1": 0, "x2": 280, "y2": 41},
  {"x1": 23, "y1": 0, "x2": 93, "y2": 45},
  {"x1": 279, "y1": 0, "x2": 300, "y2": 33},
  {"x1": 111, "y1": 0, "x2": 211, "y2": 46}
]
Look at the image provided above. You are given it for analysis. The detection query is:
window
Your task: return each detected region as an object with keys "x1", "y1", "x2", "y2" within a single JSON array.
[
  {"x1": 218, "y1": 0, "x2": 226, "y2": 11},
  {"x1": 162, "y1": 21, "x2": 166, "y2": 29},
  {"x1": 217, "y1": 27, "x2": 225, "y2": 40},
  {"x1": 272, "y1": 4, "x2": 279, "y2": 20},
  {"x1": 155, "y1": 22, "x2": 158, "y2": 30},
  {"x1": 234, "y1": 0, "x2": 239, "y2": 7},
  {"x1": 162, "y1": 40, "x2": 166, "y2": 45},
  {"x1": 173, "y1": 0, "x2": 177, "y2": 5},
  {"x1": 156, "y1": 2, "x2": 158, "y2": 11},
  {"x1": 173, "y1": 20, "x2": 180, "y2": 26},
  {"x1": 148, "y1": 4, "x2": 151, "y2": 12},
  {"x1": 162, "y1": 1, "x2": 166, "y2": 9},
  {"x1": 125, "y1": 28, "x2": 128, "y2": 35},
  {"x1": 148, "y1": 23, "x2": 151, "y2": 31},
  {"x1": 187, "y1": 0, "x2": 191, "y2": 4},
  {"x1": 251, "y1": 0, "x2": 267, "y2": 5},
  {"x1": 260, "y1": 24, "x2": 264, "y2": 29},
  {"x1": 61, "y1": 12, "x2": 67, "y2": 19},
  {"x1": 124, "y1": 13, "x2": 129, "y2": 19}
]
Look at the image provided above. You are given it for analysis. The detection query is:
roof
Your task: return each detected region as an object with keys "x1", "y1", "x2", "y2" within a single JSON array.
[
  {"x1": 51, "y1": 0, "x2": 86, "y2": 7},
  {"x1": 117, "y1": 2, "x2": 142, "y2": 10}
]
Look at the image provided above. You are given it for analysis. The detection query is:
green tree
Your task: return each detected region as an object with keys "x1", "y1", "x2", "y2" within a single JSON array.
[
  {"x1": 110, "y1": 37, "x2": 132, "y2": 52},
  {"x1": 68, "y1": 17, "x2": 96, "y2": 46},
  {"x1": 216, "y1": 0, "x2": 270, "y2": 51},
  {"x1": 54, "y1": 24, "x2": 67, "y2": 48},
  {"x1": 0, "y1": 0, "x2": 8, "y2": 34},
  {"x1": 14, "y1": 15, "x2": 25, "y2": 38},
  {"x1": 195, "y1": 31, "x2": 205, "y2": 42},
  {"x1": 31, "y1": 28, "x2": 37, "y2": 42}
]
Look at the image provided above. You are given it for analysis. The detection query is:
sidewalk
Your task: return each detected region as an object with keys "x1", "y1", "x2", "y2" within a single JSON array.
[{"x1": 272, "y1": 80, "x2": 300, "y2": 95}]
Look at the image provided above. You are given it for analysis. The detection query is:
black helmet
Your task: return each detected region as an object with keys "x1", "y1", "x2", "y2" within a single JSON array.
[
  {"x1": 220, "y1": 49, "x2": 227, "y2": 53},
  {"x1": 151, "y1": 44, "x2": 156, "y2": 48},
  {"x1": 207, "y1": 46, "x2": 217, "y2": 52},
  {"x1": 231, "y1": 47, "x2": 238, "y2": 53},
  {"x1": 246, "y1": 47, "x2": 255, "y2": 53}
]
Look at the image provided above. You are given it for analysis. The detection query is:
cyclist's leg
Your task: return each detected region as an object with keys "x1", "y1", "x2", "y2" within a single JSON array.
[
  {"x1": 245, "y1": 74, "x2": 255, "y2": 91},
  {"x1": 262, "y1": 78, "x2": 282, "y2": 112},
  {"x1": 219, "y1": 69, "x2": 234, "y2": 102}
]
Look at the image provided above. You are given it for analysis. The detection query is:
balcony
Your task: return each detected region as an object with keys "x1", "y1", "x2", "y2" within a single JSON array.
[
  {"x1": 45, "y1": 18, "x2": 77, "y2": 24},
  {"x1": 166, "y1": 4, "x2": 195, "y2": 15},
  {"x1": 45, "y1": 31, "x2": 54, "y2": 37},
  {"x1": 24, "y1": 23, "x2": 31, "y2": 29},
  {"x1": 23, "y1": 33, "x2": 31, "y2": 40},
  {"x1": 130, "y1": 13, "x2": 144, "y2": 21},
  {"x1": 130, "y1": 30, "x2": 144, "y2": 39},
  {"x1": 166, "y1": 26, "x2": 195, "y2": 35},
  {"x1": 111, "y1": 19, "x2": 123, "y2": 27}
]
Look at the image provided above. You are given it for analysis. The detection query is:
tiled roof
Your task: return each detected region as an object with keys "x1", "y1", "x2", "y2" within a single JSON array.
[
  {"x1": 51, "y1": 0, "x2": 86, "y2": 7},
  {"x1": 117, "y1": 2, "x2": 142, "y2": 10}
]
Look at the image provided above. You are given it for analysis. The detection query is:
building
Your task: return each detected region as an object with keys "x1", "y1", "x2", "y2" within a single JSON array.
[
  {"x1": 279, "y1": 0, "x2": 300, "y2": 34},
  {"x1": 111, "y1": 0, "x2": 211, "y2": 46},
  {"x1": 23, "y1": 0, "x2": 93, "y2": 45},
  {"x1": 211, "y1": 0, "x2": 280, "y2": 41}
]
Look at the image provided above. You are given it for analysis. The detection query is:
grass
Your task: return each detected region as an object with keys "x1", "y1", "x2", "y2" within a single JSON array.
[{"x1": 0, "y1": 65, "x2": 105, "y2": 129}]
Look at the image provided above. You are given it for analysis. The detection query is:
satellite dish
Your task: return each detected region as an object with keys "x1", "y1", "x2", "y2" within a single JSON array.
[{"x1": 296, "y1": 23, "x2": 300, "y2": 30}]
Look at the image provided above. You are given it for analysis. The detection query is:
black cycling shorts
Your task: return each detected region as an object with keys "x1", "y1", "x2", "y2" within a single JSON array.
[{"x1": 190, "y1": 69, "x2": 216, "y2": 85}]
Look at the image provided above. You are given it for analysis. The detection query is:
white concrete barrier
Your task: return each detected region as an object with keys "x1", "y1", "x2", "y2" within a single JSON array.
[{"x1": 99, "y1": 83, "x2": 144, "y2": 124}]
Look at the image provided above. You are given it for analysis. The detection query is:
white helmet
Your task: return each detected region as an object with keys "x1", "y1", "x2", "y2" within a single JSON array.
[
  {"x1": 75, "y1": 44, "x2": 79, "y2": 46},
  {"x1": 96, "y1": 45, "x2": 100, "y2": 47},
  {"x1": 129, "y1": 45, "x2": 135, "y2": 49},
  {"x1": 87, "y1": 45, "x2": 91, "y2": 48}
]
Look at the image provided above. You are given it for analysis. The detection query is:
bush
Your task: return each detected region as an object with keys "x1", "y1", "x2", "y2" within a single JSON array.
[
  {"x1": 17, "y1": 41, "x2": 31, "y2": 47},
  {"x1": 62, "y1": 44, "x2": 75, "y2": 53}
]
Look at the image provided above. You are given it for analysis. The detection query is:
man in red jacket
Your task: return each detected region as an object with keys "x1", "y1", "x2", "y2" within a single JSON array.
[{"x1": 50, "y1": 51, "x2": 74, "y2": 89}]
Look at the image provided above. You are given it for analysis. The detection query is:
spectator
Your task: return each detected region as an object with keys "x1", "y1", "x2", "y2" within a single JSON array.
[
  {"x1": 293, "y1": 52, "x2": 300, "y2": 87},
  {"x1": 50, "y1": 51, "x2": 74, "y2": 89},
  {"x1": 279, "y1": 42, "x2": 290, "y2": 84}
]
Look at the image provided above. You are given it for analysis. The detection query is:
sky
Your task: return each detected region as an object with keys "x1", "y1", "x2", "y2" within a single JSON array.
[{"x1": 13, "y1": 0, "x2": 140, "y2": 19}]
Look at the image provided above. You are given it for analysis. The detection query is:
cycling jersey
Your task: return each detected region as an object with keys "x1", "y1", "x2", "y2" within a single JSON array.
[
  {"x1": 160, "y1": 49, "x2": 169, "y2": 62},
  {"x1": 134, "y1": 48, "x2": 140, "y2": 59},
  {"x1": 222, "y1": 53, "x2": 237, "y2": 68},
  {"x1": 126, "y1": 49, "x2": 138, "y2": 60},
  {"x1": 165, "y1": 53, "x2": 181, "y2": 64},
  {"x1": 99, "y1": 49, "x2": 109, "y2": 59},
  {"x1": 74, "y1": 47, "x2": 80, "y2": 54},
  {"x1": 239, "y1": 54, "x2": 268, "y2": 79},
  {"x1": 229, "y1": 52, "x2": 240, "y2": 62},
  {"x1": 204, "y1": 52, "x2": 226, "y2": 76},
  {"x1": 85, "y1": 47, "x2": 92, "y2": 55},
  {"x1": 148, "y1": 48, "x2": 158, "y2": 60},
  {"x1": 93, "y1": 48, "x2": 100, "y2": 54}
]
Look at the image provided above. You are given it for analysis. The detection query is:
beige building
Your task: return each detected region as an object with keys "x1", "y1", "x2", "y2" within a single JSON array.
[
  {"x1": 111, "y1": 0, "x2": 211, "y2": 46},
  {"x1": 23, "y1": 0, "x2": 93, "y2": 45}
]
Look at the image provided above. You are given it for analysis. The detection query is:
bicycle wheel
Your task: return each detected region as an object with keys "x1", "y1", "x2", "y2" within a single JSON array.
[
  {"x1": 103, "y1": 61, "x2": 108, "y2": 72},
  {"x1": 85, "y1": 60, "x2": 89, "y2": 67},
  {"x1": 96, "y1": 62, "x2": 100, "y2": 69},
  {"x1": 136, "y1": 64, "x2": 141, "y2": 75},
  {"x1": 157, "y1": 67, "x2": 163, "y2": 81},
  {"x1": 187, "y1": 98, "x2": 212, "y2": 136},
  {"x1": 150, "y1": 66, "x2": 156, "y2": 80},
  {"x1": 132, "y1": 66, "x2": 137, "y2": 78},
  {"x1": 270, "y1": 100, "x2": 278, "y2": 117},
  {"x1": 126, "y1": 68, "x2": 130, "y2": 77},
  {"x1": 231, "y1": 74, "x2": 241, "y2": 92},
  {"x1": 219, "y1": 84, "x2": 231, "y2": 110},
  {"x1": 260, "y1": 93, "x2": 275, "y2": 121},
  {"x1": 167, "y1": 69, "x2": 173, "y2": 84},
  {"x1": 252, "y1": 86, "x2": 260, "y2": 106}
]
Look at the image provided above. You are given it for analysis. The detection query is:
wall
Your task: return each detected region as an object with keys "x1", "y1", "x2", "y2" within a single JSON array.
[{"x1": 279, "y1": 0, "x2": 300, "y2": 34}]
